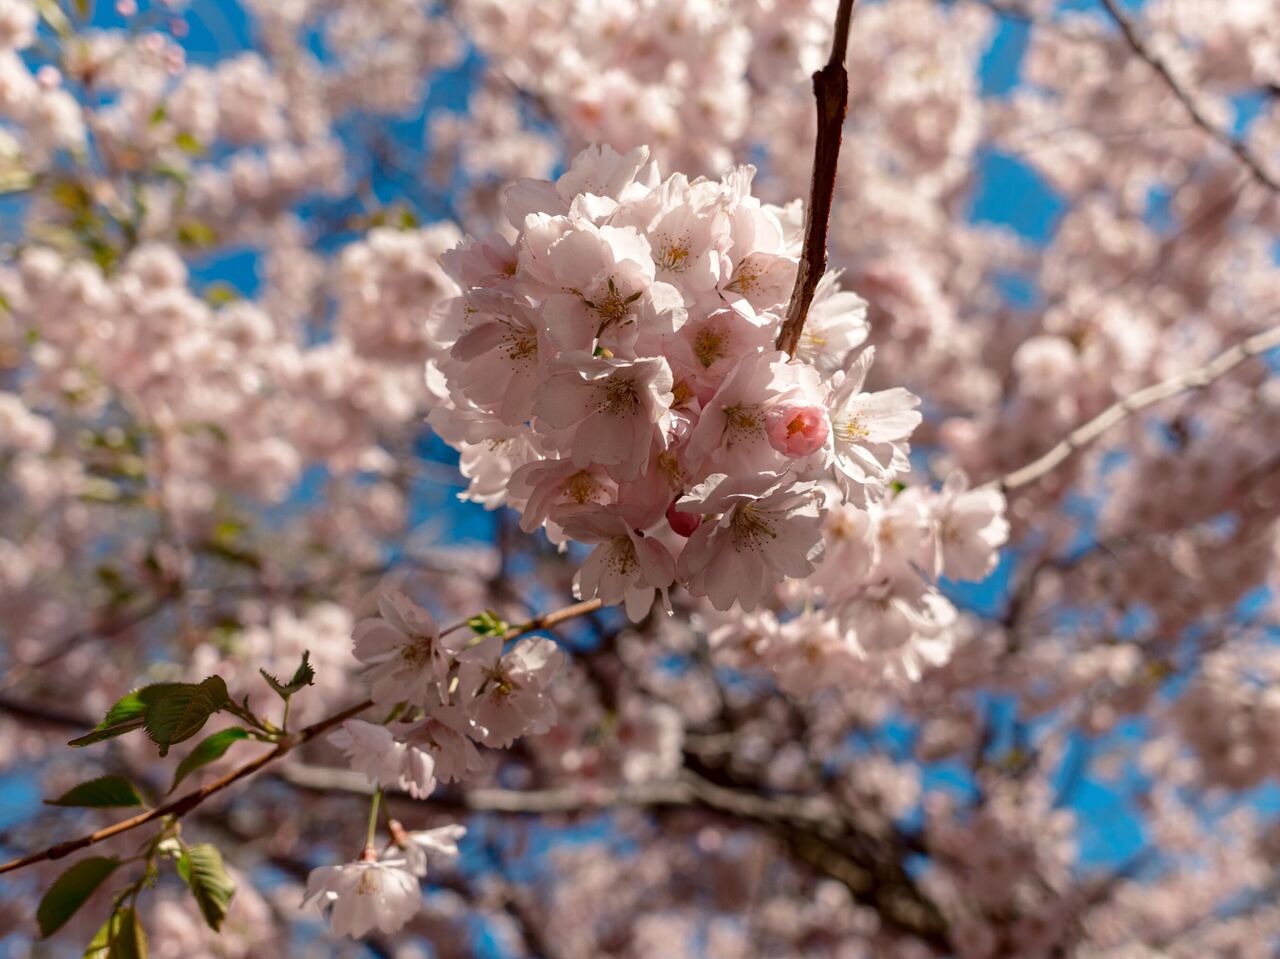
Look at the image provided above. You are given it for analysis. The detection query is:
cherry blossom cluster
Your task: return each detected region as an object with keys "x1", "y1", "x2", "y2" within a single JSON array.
[
  {"x1": 1170, "y1": 646, "x2": 1280, "y2": 790},
  {"x1": 428, "y1": 145, "x2": 943, "y2": 616},
  {"x1": 923, "y1": 783, "x2": 1078, "y2": 959},
  {"x1": 0, "y1": 0, "x2": 85, "y2": 171},
  {"x1": 454, "y1": 0, "x2": 845, "y2": 178},
  {"x1": 424, "y1": 145, "x2": 1009, "y2": 685},
  {"x1": 706, "y1": 474, "x2": 1009, "y2": 688}
]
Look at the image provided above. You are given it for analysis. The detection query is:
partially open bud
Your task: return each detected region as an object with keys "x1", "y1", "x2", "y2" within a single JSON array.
[
  {"x1": 766, "y1": 403, "x2": 830, "y2": 457},
  {"x1": 388, "y1": 819, "x2": 409, "y2": 847},
  {"x1": 667, "y1": 501, "x2": 701, "y2": 537}
]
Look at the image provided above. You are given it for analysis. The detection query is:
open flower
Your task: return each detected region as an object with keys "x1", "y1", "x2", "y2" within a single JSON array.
[
  {"x1": 352, "y1": 591, "x2": 453, "y2": 707},
  {"x1": 509, "y1": 458, "x2": 618, "y2": 536},
  {"x1": 442, "y1": 293, "x2": 549, "y2": 425},
  {"x1": 563, "y1": 507, "x2": 677, "y2": 621},
  {"x1": 397, "y1": 823, "x2": 466, "y2": 877},
  {"x1": 302, "y1": 859, "x2": 421, "y2": 939},
  {"x1": 455, "y1": 636, "x2": 565, "y2": 747},
  {"x1": 826, "y1": 348, "x2": 921, "y2": 503},
  {"x1": 677, "y1": 474, "x2": 827, "y2": 611},
  {"x1": 930, "y1": 472, "x2": 1010, "y2": 581},
  {"x1": 328, "y1": 719, "x2": 437, "y2": 799},
  {"x1": 685, "y1": 350, "x2": 828, "y2": 476},
  {"x1": 400, "y1": 705, "x2": 485, "y2": 783},
  {"x1": 533, "y1": 353, "x2": 674, "y2": 479}
]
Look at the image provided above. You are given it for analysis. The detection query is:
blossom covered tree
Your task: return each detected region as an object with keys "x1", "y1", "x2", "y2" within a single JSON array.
[{"x1": 1, "y1": 0, "x2": 1279, "y2": 956}]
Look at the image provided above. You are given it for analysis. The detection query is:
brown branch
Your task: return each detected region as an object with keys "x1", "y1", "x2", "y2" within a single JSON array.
[
  {"x1": 0, "y1": 595, "x2": 605, "y2": 876},
  {"x1": 3, "y1": 589, "x2": 178, "y2": 685},
  {"x1": 277, "y1": 763, "x2": 948, "y2": 949},
  {"x1": 0, "y1": 698, "x2": 375, "y2": 876},
  {"x1": 995, "y1": 323, "x2": 1280, "y2": 492},
  {"x1": 0, "y1": 695, "x2": 91, "y2": 728},
  {"x1": 1096, "y1": 0, "x2": 1280, "y2": 195},
  {"x1": 775, "y1": 0, "x2": 856, "y2": 357}
]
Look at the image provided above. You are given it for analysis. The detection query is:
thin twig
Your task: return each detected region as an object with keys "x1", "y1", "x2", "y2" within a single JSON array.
[
  {"x1": 775, "y1": 0, "x2": 857, "y2": 357},
  {"x1": 0, "y1": 595, "x2": 605, "y2": 876},
  {"x1": 1096, "y1": 0, "x2": 1280, "y2": 195},
  {"x1": 995, "y1": 324, "x2": 1280, "y2": 492}
]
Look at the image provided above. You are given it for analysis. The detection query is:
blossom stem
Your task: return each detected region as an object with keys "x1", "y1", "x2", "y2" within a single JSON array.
[{"x1": 365, "y1": 786, "x2": 383, "y2": 854}]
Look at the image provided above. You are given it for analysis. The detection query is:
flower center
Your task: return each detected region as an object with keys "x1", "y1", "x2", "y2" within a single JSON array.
[
  {"x1": 601, "y1": 377, "x2": 640, "y2": 415},
  {"x1": 505, "y1": 332, "x2": 536, "y2": 362},
  {"x1": 693, "y1": 328, "x2": 726, "y2": 368},
  {"x1": 656, "y1": 237, "x2": 691, "y2": 272},
  {"x1": 727, "y1": 262, "x2": 759, "y2": 295},
  {"x1": 836, "y1": 415, "x2": 869, "y2": 441},
  {"x1": 731, "y1": 506, "x2": 777, "y2": 552},
  {"x1": 399, "y1": 637, "x2": 435, "y2": 666},
  {"x1": 562, "y1": 470, "x2": 600, "y2": 504},
  {"x1": 723, "y1": 404, "x2": 762, "y2": 443},
  {"x1": 605, "y1": 537, "x2": 639, "y2": 575}
]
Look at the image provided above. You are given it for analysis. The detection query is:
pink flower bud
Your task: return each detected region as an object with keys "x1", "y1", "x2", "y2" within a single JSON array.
[
  {"x1": 666, "y1": 501, "x2": 701, "y2": 537},
  {"x1": 36, "y1": 65, "x2": 61, "y2": 89},
  {"x1": 765, "y1": 404, "x2": 830, "y2": 457},
  {"x1": 115, "y1": 0, "x2": 137, "y2": 15}
]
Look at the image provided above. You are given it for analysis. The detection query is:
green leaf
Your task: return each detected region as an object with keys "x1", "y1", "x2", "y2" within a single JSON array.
[
  {"x1": 176, "y1": 219, "x2": 216, "y2": 248},
  {"x1": 466, "y1": 610, "x2": 509, "y2": 636},
  {"x1": 144, "y1": 677, "x2": 230, "y2": 757},
  {"x1": 181, "y1": 421, "x2": 229, "y2": 444},
  {"x1": 35, "y1": 0, "x2": 72, "y2": 36},
  {"x1": 178, "y1": 844, "x2": 236, "y2": 931},
  {"x1": 83, "y1": 906, "x2": 147, "y2": 959},
  {"x1": 50, "y1": 179, "x2": 92, "y2": 213},
  {"x1": 203, "y1": 540, "x2": 262, "y2": 571},
  {"x1": 173, "y1": 132, "x2": 203, "y2": 156},
  {"x1": 170, "y1": 728, "x2": 250, "y2": 792},
  {"x1": 46, "y1": 775, "x2": 144, "y2": 809},
  {"x1": 74, "y1": 0, "x2": 93, "y2": 19},
  {"x1": 37, "y1": 857, "x2": 120, "y2": 938},
  {"x1": 202, "y1": 282, "x2": 241, "y2": 306},
  {"x1": 70, "y1": 684, "x2": 183, "y2": 747},
  {"x1": 151, "y1": 163, "x2": 188, "y2": 185},
  {"x1": 259, "y1": 651, "x2": 314, "y2": 700},
  {"x1": 77, "y1": 480, "x2": 123, "y2": 505},
  {"x1": 210, "y1": 519, "x2": 246, "y2": 546},
  {"x1": 0, "y1": 170, "x2": 35, "y2": 194}
]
